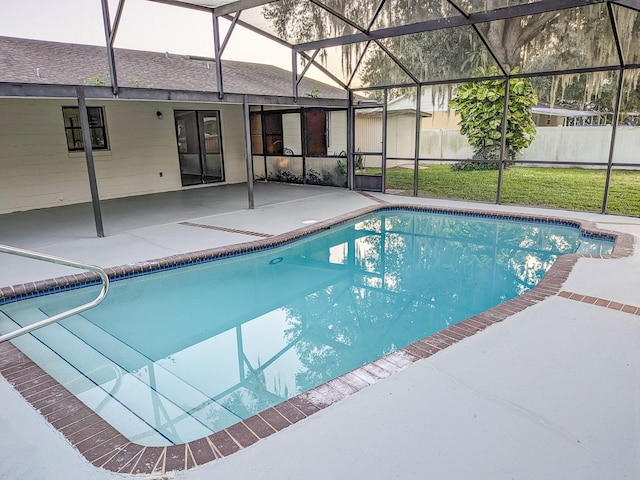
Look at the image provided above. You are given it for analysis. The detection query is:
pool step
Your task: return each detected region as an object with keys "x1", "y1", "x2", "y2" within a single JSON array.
[
  {"x1": 2, "y1": 308, "x2": 176, "y2": 445},
  {"x1": 2, "y1": 307, "x2": 241, "y2": 445},
  {"x1": 60, "y1": 314, "x2": 243, "y2": 433}
]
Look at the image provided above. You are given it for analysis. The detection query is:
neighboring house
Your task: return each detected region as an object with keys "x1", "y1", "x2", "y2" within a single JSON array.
[
  {"x1": 354, "y1": 89, "x2": 459, "y2": 162},
  {"x1": 0, "y1": 36, "x2": 349, "y2": 218},
  {"x1": 531, "y1": 104, "x2": 608, "y2": 126}
]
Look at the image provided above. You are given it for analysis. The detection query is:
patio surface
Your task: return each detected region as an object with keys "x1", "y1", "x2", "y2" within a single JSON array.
[{"x1": 0, "y1": 182, "x2": 639, "y2": 480}]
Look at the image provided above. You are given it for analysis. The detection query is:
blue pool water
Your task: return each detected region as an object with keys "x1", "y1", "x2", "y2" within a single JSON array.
[{"x1": 0, "y1": 210, "x2": 613, "y2": 446}]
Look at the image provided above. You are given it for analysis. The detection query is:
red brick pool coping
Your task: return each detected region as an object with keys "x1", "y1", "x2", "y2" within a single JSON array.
[{"x1": 0, "y1": 204, "x2": 636, "y2": 475}]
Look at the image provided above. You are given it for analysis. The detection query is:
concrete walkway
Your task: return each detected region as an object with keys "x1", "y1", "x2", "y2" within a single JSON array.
[{"x1": 1, "y1": 184, "x2": 639, "y2": 480}]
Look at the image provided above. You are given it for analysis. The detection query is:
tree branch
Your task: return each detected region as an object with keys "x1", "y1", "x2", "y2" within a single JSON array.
[{"x1": 515, "y1": 12, "x2": 561, "y2": 49}]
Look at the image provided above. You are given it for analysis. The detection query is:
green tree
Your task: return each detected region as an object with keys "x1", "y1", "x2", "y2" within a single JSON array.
[{"x1": 449, "y1": 69, "x2": 537, "y2": 164}]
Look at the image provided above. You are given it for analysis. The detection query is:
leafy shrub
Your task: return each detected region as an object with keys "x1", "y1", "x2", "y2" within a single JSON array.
[{"x1": 449, "y1": 67, "x2": 537, "y2": 164}]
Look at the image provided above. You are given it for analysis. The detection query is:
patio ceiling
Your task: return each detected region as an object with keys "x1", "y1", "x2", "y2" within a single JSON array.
[{"x1": 146, "y1": 0, "x2": 640, "y2": 92}]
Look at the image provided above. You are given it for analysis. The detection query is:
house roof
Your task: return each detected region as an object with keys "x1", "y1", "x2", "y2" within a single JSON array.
[
  {"x1": 531, "y1": 105, "x2": 602, "y2": 118},
  {"x1": 357, "y1": 89, "x2": 454, "y2": 117},
  {"x1": 388, "y1": 91, "x2": 449, "y2": 113},
  {"x1": 358, "y1": 93, "x2": 606, "y2": 120},
  {"x1": 0, "y1": 36, "x2": 347, "y2": 100}
]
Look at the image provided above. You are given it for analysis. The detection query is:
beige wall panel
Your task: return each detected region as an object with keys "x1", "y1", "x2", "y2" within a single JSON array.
[
  {"x1": 218, "y1": 105, "x2": 248, "y2": 184},
  {"x1": 386, "y1": 115, "x2": 416, "y2": 159},
  {"x1": 253, "y1": 156, "x2": 266, "y2": 179},
  {"x1": 354, "y1": 115, "x2": 382, "y2": 153},
  {"x1": 328, "y1": 110, "x2": 347, "y2": 155},
  {"x1": 422, "y1": 111, "x2": 459, "y2": 130},
  {"x1": 282, "y1": 113, "x2": 302, "y2": 155}
]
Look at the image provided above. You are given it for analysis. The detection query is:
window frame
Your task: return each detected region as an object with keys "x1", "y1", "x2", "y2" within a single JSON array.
[{"x1": 62, "y1": 106, "x2": 109, "y2": 152}]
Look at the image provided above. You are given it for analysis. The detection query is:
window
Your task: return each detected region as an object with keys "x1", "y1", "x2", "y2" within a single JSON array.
[
  {"x1": 304, "y1": 110, "x2": 327, "y2": 156},
  {"x1": 62, "y1": 106, "x2": 108, "y2": 151},
  {"x1": 263, "y1": 113, "x2": 283, "y2": 155}
]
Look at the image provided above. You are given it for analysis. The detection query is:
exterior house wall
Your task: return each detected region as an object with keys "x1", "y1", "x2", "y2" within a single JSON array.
[
  {"x1": 0, "y1": 98, "x2": 248, "y2": 214},
  {"x1": 252, "y1": 156, "x2": 267, "y2": 179},
  {"x1": 386, "y1": 114, "x2": 416, "y2": 159},
  {"x1": 1, "y1": 98, "x2": 93, "y2": 213},
  {"x1": 533, "y1": 113, "x2": 565, "y2": 127},
  {"x1": 215, "y1": 104, "x2": 249, "y2": 183},
  {"x1": 354, "y1": 115, "x2": 382, "y2": 154},
  {"x1": 421, "y1": 110, "x2": 459, "y2": 130},
  {"x1": 353, "y1": 114, "x2": 383, "y2": 169}
]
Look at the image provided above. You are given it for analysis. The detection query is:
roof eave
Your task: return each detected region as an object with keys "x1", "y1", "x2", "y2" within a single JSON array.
[{"x1": 0, "y1": 82, "x2": 349, "y2": 107}]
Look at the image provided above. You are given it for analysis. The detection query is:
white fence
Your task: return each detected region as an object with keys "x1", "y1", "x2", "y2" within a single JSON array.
[{"x1": 415, "y1": 126, "x2": 640, "y2": 166}]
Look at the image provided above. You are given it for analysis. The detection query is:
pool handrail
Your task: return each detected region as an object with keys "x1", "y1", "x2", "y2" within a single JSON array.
[{"x1": 0, "y1": 244, "x2": 109, "y2": 343}]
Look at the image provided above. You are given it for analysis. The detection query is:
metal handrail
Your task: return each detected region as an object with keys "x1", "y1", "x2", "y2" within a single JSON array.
[{"x1": 0, "y1": 245, "x2": 109, "y2": 343}]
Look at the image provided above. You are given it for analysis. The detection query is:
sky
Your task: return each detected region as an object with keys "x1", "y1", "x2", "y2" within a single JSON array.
[{"x1": 0, "y1": 0, "x2": 331, "y2": 81}]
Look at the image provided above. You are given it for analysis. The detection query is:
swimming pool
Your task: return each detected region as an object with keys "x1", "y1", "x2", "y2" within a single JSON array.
[{"x1": 0, "y1": 208, "x2": 614, "y2": 448}]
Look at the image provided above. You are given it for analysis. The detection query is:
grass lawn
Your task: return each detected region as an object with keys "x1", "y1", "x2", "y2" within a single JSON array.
[{"x1": 374, "y1": 165, "x2": 640, "y2": 216}]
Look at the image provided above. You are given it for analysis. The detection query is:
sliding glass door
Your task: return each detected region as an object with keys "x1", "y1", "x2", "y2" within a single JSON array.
[{"x1": 174, "y1": 110, "x2": 224, "y2": 186}]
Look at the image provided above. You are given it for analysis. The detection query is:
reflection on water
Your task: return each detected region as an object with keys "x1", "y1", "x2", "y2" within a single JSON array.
[{"x1": 0, "y1": 211, "x2": 613, "y2": 444}]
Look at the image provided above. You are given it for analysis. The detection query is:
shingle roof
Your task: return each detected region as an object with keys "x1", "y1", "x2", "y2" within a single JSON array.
[{"x1": 0, "y1": 36, "x2": 347, "y2": 100}]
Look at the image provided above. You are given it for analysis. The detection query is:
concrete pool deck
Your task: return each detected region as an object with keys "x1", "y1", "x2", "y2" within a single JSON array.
[{"x1": 0, "y1": 183, "x2": 639, "y2": 479}]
